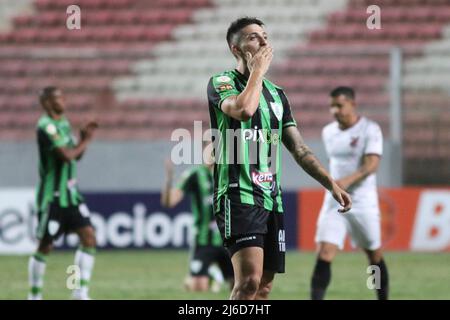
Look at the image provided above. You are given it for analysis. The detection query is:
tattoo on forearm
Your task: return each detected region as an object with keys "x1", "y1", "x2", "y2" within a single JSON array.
[
  {"x1": 294, "y1": 144, "x2": 332, "y2": 189},
  {"x1": 301, "y1": 155, "x2": 332, "y2": 188},
  {"x1": 295, "y1": 145, "x2": 312, "y2": 162}
]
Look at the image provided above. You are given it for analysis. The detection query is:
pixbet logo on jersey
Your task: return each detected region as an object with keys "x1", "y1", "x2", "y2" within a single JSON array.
[
  {"x1": 242, "y1": 126, "x2": 280, "y2": 145},
  {"x1": 252, "y1": 171, "x2": 275, "y2": 191}
]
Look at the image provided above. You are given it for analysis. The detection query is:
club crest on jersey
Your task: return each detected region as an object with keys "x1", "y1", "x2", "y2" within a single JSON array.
[
  {"x1": 46, "y1": 123, "x2": 60, "y2": 140},
  {"x1": 350, "y1": 136, "x2": 359, "y2": 148},
  {"x1": 46, "y1": 123, "x2": 57, "y2": 135},
  {"x1": 270, "y1": 102, "x2": 283, "y2": 121},
  {"x1": 216, "y1": 75, "x2": 232, "y2": 83},
  {"x1": 252, "y1": 171, "x2": 275, "y2": 191}
]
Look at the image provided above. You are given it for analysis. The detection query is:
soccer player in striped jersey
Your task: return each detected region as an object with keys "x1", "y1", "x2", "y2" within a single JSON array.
[
  {"x1": 161, "y1": 157, "x2": 233, "y2": 292},
  {"x1": 207, "y1": 17, "x2": 352, "y2": 300},
  {"x1": 28, "y1": 87, "x2": 98, "y2": 300}
]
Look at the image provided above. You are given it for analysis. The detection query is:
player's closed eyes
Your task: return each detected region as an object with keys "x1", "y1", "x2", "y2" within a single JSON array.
[{"x1": 247, "y1": 34, "x2": 267, "y2": 42}]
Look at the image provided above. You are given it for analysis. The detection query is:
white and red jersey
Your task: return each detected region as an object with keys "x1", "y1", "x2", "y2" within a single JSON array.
[{"x1": 322, "y1": 116, "x2": 383, "y2": 210}]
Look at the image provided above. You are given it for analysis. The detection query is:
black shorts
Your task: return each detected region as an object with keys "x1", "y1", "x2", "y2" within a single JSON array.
[
  {"x1": 189, "y1": 246, "x2": 234, "y2": 279},
  {"x1": 190, "y1": 245, "x2": 234, "y2": 279},
  {"x1": 216, "y1": 199, "x2": 286, "y2": 273},
  {"x1": 37, "y1": 202, "x2": 92, "y2": 242}
]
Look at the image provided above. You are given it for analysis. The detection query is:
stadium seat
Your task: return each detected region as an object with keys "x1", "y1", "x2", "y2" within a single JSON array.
[{"x1": 0, "y1": 0, "x2": 448, "y2": 185}]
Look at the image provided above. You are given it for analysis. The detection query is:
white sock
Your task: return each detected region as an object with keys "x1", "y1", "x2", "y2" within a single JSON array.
[
  {"x1": 28, "y1": 254, "x2": 46, "y2": 299},
  {"x1": 208, "y1": 264, "x2": 224, "y2": 284},
  {"x1": 74, "y1": 248, "x2": 95, "y2": 298}
]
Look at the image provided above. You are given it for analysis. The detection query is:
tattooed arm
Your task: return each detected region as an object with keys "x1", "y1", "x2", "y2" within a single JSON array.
[{"x1": 282, "y1": 126, "x2": 352, "y2": 213}]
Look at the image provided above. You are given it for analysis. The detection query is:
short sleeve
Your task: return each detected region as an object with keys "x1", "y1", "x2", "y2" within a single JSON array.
[
  {"x1": 207, "y1": 74, "x2": 240, "y2": 111},
  {"x1": 365, "y1": 122, "x2": 383, "y2": 156},
  {"x1": 38, "y1": 122, "x2": 66, "y2": 150},
  {"x1": 175, "y1": 169, "x2": 196, "y2": 193},
  {"x1": 279, "y1": 90, "x2": 297, "y2": 129}
]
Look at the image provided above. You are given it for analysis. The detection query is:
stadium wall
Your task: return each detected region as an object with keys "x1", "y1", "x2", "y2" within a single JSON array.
[{"x1": 0, "y1": 139, "x2": 401, "y2": 190}]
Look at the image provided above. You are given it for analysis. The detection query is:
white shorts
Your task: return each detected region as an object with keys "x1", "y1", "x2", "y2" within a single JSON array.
[{"x1": 315, "y1": 205, "x2": 381, "y2": 250}]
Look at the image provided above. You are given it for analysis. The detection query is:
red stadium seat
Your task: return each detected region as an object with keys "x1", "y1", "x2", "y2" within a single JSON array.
[{"x1": 0, "y1": 0, "x2": 448, "y2": 154}]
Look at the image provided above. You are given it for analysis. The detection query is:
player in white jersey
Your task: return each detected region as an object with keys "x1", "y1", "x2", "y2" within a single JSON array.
[{"x1": 310, "y1": 87, "x2": 389, "y2": 300}]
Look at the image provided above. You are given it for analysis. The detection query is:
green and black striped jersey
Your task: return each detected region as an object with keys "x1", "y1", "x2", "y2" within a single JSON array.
[
  {"x1": 176, "y1": 165, "x2": 222, "y2": 247},
  {"x1": 36, "y1": 114, "x2": 83, "y2": 211},
  {"x1": 208, "y1": 69, "x2": 297, "y2": 213}
]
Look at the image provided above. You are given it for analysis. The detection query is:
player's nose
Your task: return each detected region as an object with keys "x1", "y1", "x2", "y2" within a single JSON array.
[{"x1": 260, "y1": 37, "x2": 267, "y2": 46}]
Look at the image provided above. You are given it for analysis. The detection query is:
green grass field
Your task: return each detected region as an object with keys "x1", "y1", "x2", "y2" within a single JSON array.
[{"x1": 1, "y1": 250, "x2": 449, "y2": 300}]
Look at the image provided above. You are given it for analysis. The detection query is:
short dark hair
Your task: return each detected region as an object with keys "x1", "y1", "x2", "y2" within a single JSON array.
[
  {"x1": 226, "y1": 17, "x2": 264, "y2": 48},
  {"x1": 39, "y1": 86, "x2": 58, "y2": 104},
  {"x1": 330, "y1": 86, "x2": 355, "y2": 100}
]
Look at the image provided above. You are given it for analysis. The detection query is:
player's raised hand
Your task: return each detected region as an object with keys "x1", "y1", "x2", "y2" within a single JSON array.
[
  {"x1": 246, "y1": 45, "x2": 273, "y2": 76},
  {"x1": 330, "y1": 182, "x2": 352, "y2": 213},
  {"x1": 86, "y1": 120, "x2": 99, "y2": 129},
  {"x1": 80, "y1": 120, "x2": 98, "y2": 141}
]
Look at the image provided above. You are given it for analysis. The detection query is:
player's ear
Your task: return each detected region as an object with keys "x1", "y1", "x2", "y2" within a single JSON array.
[{"x1": 230, "y1": 44, "x2": 242, "y2": 59}]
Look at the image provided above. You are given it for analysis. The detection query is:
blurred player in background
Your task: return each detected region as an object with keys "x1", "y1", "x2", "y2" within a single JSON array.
[
  {"x1": 207, "y1": 17, "x2": 351, "y2": 300},
  {"x1": 28, "y1": 87, "x2": 98, "y2": 300},
  {"x1": 161, "y1": 154, "x2": 234, "y2": 293},
  {"x1": 310, "y1": 86, "x2": 389, "y2": 300}
]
